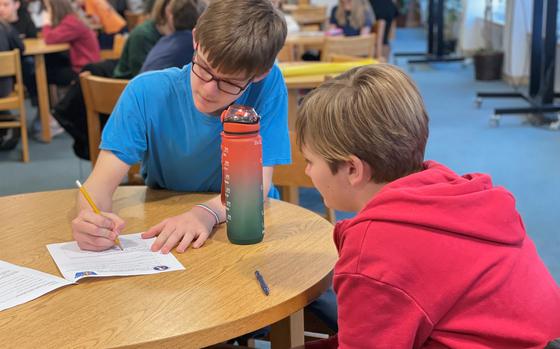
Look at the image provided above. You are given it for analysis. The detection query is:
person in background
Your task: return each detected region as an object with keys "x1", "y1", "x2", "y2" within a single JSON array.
[
  {"x1": 0, "y1": 0, "x2": 38, "y2": 105},
  {"x1": 270, "y1": 0, "x2": 299, "y2": 34},
  {"x1": 368, "y1": 0, "x2": 397, "y2": 58},
  {"x1": 25, "y1": 0, "x2": 46, "y2": 28},
  {"x1": 42, "y1": 0, "x2": 100, "y2": 83},
  {"x1": 0, "y1": 0, "x2": 37, "y2": 38},
  {"x1": 112, "y1": 0, "x2": 171, "y2": 78},
  {"x1": 0, "y1": 19, "x2": 23, "y2": 97},
  {"x1": 329, "y1": 0, "x2": 374, "y2": 36},
  {"x1": 297, "y1": 64, "x2": 560, "y2": 348},
  {"x1": 77, "y1": 0, "x2": 126, "y2": 49},
  {"x1": 140, "y1": 0, "x2": 204, "y2": 73}
]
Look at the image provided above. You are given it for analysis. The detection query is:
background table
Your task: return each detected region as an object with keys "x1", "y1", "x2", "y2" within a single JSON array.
[
  {"x1": 0, "y1": 187, "x2": 336, "y2": 348},
  {"x1": 23, "y1": 38, "x2": 70, "y2": 142}
]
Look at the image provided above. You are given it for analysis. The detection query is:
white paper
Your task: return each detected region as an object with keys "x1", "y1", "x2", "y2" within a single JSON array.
[
  {"x1": 46, "y1": 233, "x2": 185, "y2": 282},
  {"x1": 0, "y1": 260, "x2": 73, "y2": 312}
]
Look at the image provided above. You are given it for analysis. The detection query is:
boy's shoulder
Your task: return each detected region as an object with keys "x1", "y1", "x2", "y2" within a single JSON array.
[{"x1": 125, "y1": 66, "x2": 188, "y2": 98}]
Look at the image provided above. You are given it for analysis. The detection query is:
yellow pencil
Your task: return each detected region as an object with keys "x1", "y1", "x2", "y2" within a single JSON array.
[{"x1": 75, "y1": 180, "x2": 123, "y2": 251}]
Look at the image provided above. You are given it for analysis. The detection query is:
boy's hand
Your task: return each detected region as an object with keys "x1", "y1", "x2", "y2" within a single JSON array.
[
  {"x1": 72, "y1": 209, "x2": 125, "y2": 251},
  {"x1": 142, "y1": 208, "x2": 216, "y2": 254}
]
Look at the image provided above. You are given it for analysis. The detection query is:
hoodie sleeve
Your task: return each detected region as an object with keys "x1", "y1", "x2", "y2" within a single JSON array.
[
  {"x1": 335, "y1": 273, "x2": 434, "y2": 349},
  {"x1": 43, "y1": 16, "x2": 84, "y2": 44}
]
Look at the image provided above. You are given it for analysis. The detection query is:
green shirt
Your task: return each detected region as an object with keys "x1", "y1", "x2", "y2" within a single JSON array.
[{"x1": 113, "y1": 19, "x2": 162, "y2": 79}]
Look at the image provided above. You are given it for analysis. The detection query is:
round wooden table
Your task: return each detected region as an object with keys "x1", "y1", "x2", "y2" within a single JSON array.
[
  {"x1": 23, "y1": 38, "x2": 70, "y2": 143},
  {"x1": 0, "y1": 187, "x2": 337, "y2": 348}
]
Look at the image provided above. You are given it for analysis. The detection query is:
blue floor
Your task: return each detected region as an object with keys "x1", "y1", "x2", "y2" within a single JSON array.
[{"x1": 1, "y1": 28, "x2": 559, "y2": 283}]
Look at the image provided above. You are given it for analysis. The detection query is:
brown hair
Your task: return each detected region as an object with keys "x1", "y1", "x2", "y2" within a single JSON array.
[
  {"x1": 170, "y1": 0, "x2": 205, "y2": 31},
  {"x1": 151, "y1": 0, "x2": 172, "y2": 27},
  {"x1": 194, "y1": 0, "x2": 287, "y2": 77},
  {"x1": 47, "y1": 0, "x2": 76, "y2": 27},
  {"x1": 296, "y1": 64, "x2": 429, "y2": 183},
  {"x1": 335, "y1": 0, "x2": 374, "y2": 31}
]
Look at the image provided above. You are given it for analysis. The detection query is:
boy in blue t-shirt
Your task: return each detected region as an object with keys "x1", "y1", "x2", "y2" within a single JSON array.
[{"x1": 72, "y1": 0, "x2": 290, "y2": 253}]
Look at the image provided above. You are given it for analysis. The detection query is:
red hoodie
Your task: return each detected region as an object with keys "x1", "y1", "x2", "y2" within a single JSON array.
[
  {"x1": 43, "y1": 14, "x2": 100, "y2": 73},
  {"x1": 308, "y1": 161, "x2": 560, "y2": 349}
]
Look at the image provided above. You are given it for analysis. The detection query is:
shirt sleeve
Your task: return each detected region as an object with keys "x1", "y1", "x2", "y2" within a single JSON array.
[
  {"x1": 255, "y1": 67, "x2": 291, "y2": 167},
  {"x1": 334, "y1": 273, "x2": 434, "y2": 349},
  {"x1": 42, "y1": 16, "x2": 83, "y2": 44},
  {"x1": 99, "y1": 77, "x2": 148, "y2": 165}
]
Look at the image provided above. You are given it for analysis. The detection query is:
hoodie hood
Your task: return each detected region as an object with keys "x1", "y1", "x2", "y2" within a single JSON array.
[{"x1": 336, "y1": 161, "x2": 525, "y2": 247}]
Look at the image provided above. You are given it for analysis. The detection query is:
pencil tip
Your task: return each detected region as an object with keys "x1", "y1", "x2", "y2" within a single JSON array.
[{"x1": 75, "y1": 180, "x2": 82, "y2": 188}]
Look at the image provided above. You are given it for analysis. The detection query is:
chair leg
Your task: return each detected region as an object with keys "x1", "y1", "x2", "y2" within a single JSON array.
[{"x1": 325, "y1": 208, "x2": 336, "y2": 224}]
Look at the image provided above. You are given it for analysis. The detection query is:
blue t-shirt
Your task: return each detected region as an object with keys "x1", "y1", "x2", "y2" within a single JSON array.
[
  {"x1": 140, "y1": 30, "x2": 194, "y2": 73},
  {"x1": 101, "y1": 64, "x2": 291, "y2": 192},
  {"x1": 329, "y1": 6, "x2": 373, "y2": 37}
]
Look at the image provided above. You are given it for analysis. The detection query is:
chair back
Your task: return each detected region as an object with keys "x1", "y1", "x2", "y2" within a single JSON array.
[
  {"x1": 79, "y1": 72, "x2": 129, "y2": 166},
  {"x1": 0, "y1": 49, "x2": 29, "y2": 162},
  {"x1": 0, "y1": 50, "x2": 18, "y2": 78},
  {"x1": 322, "y1": 34, "x2": 376, "y2": 62},
  {"x1": 100, "y1": 34, "x2": 127, "y2": 60},
  {"x1": 273, "y1": 132, "x2": 335, "y2": 223},
  {"x1": 291, "y1": 5, "x2": 327, "y2": 31}
]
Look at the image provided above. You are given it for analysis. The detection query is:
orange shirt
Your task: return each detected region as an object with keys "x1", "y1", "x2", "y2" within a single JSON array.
[{"x1": 84, "y1": 0, "x2": 126, "y2": 34}]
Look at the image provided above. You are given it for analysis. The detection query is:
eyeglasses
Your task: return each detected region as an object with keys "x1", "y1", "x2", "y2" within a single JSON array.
[{"x1": 191, "y1": 53, "x2": 252, "y2": 95}]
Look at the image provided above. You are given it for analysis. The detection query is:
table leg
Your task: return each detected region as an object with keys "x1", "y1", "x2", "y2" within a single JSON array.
[
  {"x1": 288, "y1": 89, "x2": 298, "y2": 131},
  {"x1": 34, "y1": 54, "x2": 51, "y2": 142},
  {"x1": 270, "y1": 309, "x2": 305, "y2": 349}
]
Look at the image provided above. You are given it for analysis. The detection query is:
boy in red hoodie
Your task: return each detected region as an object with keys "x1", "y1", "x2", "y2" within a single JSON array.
[{"x1": 297, "y1": 64, "x2": 560, "y2": 349}]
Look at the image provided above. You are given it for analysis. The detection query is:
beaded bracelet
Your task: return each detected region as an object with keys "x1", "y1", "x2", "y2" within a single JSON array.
[{"x1": 195, "y1": 204, "x2": 222, "y2": 226}]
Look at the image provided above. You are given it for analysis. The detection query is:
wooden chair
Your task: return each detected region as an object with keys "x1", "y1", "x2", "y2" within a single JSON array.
[
  {"x1": 277, "y1": 43, "x2": 296, "y2": 62},
  {"x1": 291, "y1": 5, "x2": 327, "y2": 31},
  {"x1": 321, "y1": 34, "x2": 376, "y2": 62},
  {"x1": 0, "y1": 49, "x2": 29, "y2": 162},
  {"x1": 80, "y1": 72, "x2": 142, "y2": 183},
  {"x1": 273, "y1": 132, "x2": 336, "y2": 224},
  {"x1": 124, "y1": 11, "x2": 148, "y2": 31},
  {"x1": 99, "y1": 34, "x2": 127, "y2": 60}
]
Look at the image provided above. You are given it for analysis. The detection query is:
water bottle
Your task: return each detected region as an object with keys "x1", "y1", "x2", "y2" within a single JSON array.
[{"x1": 220, "y1": 105, "x2": 264, "y2": 245}]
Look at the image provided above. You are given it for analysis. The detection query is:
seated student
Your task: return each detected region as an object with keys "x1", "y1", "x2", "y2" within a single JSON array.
[
  {"x1": 297, "y1": 64, "x2": 560, "y2": 348},
  {"x1": 0, "y1": 0, "x2": 38, "y2": 104},
  {"x1": 71, "y1": 0, "x2": 290, "y2": 254},
  {"x1": 42, "y1": 0, "x2": 100, "y2": 84},
  {"x1": 329, "y1": 0, "x2": 374, "y2": 36},
  {"x1": 76, "y1": 0, "x2": 126, "y2": 49},
  {"x1": 140, "y1": 0, "x2": 205, "y2": 73},
  {"x1": 112, "y1": 0, "x2": 172, "y2": 78},
  {"x1": 0, "y1": 0, "x2": 37, "y2": 38}
]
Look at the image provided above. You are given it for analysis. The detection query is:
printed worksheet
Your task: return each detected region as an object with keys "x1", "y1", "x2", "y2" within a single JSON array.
[
  {"x1": 0, "y1": 260, "x2": 73, "y2": 312},
  {"x1": 47, "y1": 233, "x2": 185, "y2": 282}
]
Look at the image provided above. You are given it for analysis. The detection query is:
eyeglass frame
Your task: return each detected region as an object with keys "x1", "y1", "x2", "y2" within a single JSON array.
[{"x1": 191, "y1": 50, "x2": 253, "y2": 96}]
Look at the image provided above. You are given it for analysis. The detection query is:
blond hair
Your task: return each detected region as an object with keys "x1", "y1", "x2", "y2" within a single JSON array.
[
  {"x1": 296, "y1": 64, "x2": 429, "y2": 183},
  {"x1": 335, "y1": 0, "x2": 374, "y2": 31},
  {"x1": 194, "y1": 0, "x2": 287, "y2": 77}
]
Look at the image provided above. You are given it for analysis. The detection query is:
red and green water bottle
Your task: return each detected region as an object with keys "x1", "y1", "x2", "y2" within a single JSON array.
[{"x1": 221, "y1": 105, "x2": 264, "y2": 245}]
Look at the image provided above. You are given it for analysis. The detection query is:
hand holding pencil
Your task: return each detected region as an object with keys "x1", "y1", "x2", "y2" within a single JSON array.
[{"x1": 73, "y1": 180, "x2": 125, "y2": 251}]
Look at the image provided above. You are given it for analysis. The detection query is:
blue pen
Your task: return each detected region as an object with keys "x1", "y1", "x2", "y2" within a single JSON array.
[{"x1": 255, "y1": 270, "x2": 270, "y2": 296}]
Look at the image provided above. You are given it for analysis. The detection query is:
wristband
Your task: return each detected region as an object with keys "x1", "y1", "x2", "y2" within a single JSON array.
[{"x1": 195, "y1": 204, "x2": 221, "y2": 226}]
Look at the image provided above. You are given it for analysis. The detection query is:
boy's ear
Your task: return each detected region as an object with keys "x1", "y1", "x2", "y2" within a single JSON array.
[
  {"x1": 253, "y1": 69, "x2": 271, "y2": 83},
  {"x1": 192, "y1": 28, "x2": 197, "y2": 48},
  {"x1": 345, "y1": 155, "x2": 372, "y2": 187}
]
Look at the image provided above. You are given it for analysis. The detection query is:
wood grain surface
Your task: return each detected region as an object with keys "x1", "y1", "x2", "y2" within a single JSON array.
[{"x1": 0, "y1": 187, "x2": 336, "y2": 348}]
